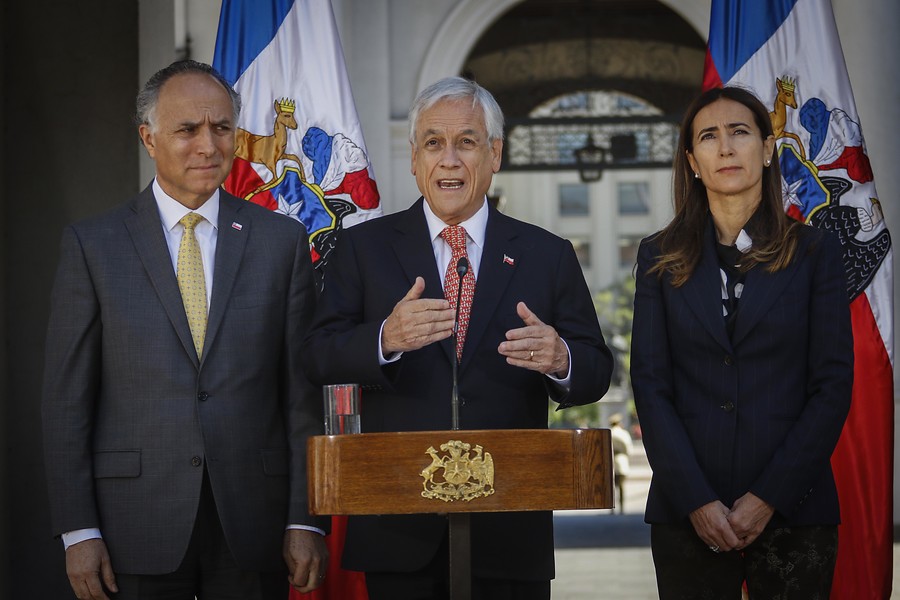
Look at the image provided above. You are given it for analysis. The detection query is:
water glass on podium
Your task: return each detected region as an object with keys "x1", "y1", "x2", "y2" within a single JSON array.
[{"x1": 323, "y1": 384, "x2": 361, "y2": 435}]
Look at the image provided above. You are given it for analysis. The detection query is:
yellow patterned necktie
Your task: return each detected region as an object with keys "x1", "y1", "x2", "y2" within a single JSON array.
[{"x1": 177, "y1": 213, "x2": 208, "y2": 359}]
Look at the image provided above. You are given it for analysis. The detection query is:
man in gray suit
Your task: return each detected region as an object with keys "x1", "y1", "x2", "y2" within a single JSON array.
[{"x1": 42, "y1": 60, "x2": 327, "y2": 600}]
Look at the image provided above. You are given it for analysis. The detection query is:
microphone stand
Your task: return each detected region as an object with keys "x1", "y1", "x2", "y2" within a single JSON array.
[
  {"x1": 450, "y1": 256, "x2": 468, "y2": 431},
  {"x1": 448, "y1": 256, "x2": 471, "y2": 600}
]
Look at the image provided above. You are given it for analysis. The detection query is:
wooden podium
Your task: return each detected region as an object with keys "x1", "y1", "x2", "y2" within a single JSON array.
[{"x1": 308, "y1": 428, "x2": 613, "y2": 598}]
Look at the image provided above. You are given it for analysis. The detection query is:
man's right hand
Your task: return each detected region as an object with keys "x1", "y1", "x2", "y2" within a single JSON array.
[
  {"x1": 381, "y1": 277, "x2": 455, "y2": 354},
  {"x1": 66, "y1": 538, "x2": 117, "y2": 600}
]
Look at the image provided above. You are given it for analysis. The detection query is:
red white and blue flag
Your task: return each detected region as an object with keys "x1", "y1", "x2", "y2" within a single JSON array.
[
  {"x1": 214, "y1": 0, "x2": 381, "y2": 288},
  {"x1": 214, "y1": 2, "x2": 374, "y2": 599},
  {"x1": 704, "y1": 1, "x2": 893, "y2": 597}
]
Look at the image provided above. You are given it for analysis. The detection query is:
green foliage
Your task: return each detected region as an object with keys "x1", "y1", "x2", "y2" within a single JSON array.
[
  {"x1": 593, "y1": 276, "x2": 635, "y2": 379},
  {"x1": 548, "y1": 401, "x2": 599, "y2": 428},
  {"x1": 548, "y1": 275, "x2": 636, "y2": 428}
]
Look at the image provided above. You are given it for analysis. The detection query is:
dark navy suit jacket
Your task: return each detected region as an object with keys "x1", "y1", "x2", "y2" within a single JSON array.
[
  {"x1": 631, "y1": 219, "x2": 852, "y2": 527},
  {"x1": 305, "y1": 198, "x2": 613, "y2": 580}
]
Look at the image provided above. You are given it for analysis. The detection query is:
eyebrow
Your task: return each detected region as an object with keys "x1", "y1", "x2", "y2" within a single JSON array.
[
  {"x1": 420, "y1": 127, "x2": 481, "y2": 138},
  {"x1": 697, "y1": 121, "x2": 751, "y2": 136},
  {"x1": 175, "y1": 117, "x2": 233, "y2": 129}
]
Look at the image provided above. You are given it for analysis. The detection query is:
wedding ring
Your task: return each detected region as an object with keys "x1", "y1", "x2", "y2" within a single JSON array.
[
  {"x1": 529, "y1": 350, "x2": 534, "y2": 360},
  {"x1": 709, "y1": 545, "x2": 720, "y2": 553}
]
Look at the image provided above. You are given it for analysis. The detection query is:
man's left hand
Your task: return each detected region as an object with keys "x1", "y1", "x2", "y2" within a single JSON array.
[
  {"x1": 499, "y1": 302, "x2": 568, "y2": 377},
  {"x1": 283, "y1": 529, "x2": 329, "y2": 593}
]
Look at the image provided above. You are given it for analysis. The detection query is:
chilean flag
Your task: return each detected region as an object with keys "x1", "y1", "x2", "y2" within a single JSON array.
[
  {"x1": 705, "y1": 1, "x2": 893, "y2": 597},
  {"x1": 214, "y1": 2, "x2": 373, "y2": 599},
  {"x1": 214, "y1": 0, "x2": 381, "y2": 289}
]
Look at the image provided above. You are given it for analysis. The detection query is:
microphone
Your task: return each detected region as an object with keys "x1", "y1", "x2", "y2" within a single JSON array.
[{"x1": 450, "y1": 256, "x2": 468, "y2": 430}]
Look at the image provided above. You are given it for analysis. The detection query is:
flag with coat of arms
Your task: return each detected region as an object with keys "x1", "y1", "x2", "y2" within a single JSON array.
[
  {"x1": 214, "y1": 0, "x2": 381, "y2": 291},
  {"x1": 703, "y1": 1, "x2": 893, "y2": 597},
  {"x1": 214, "y1": 1, "x2": 375, "y2": 599}
]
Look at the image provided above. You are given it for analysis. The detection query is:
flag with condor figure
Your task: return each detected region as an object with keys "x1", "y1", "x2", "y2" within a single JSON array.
[
  {"x1": 704, "y1": 1, "x2": 893, "y2": 598},
  {"x1": 214, "y1": 0, "x2": 381, "y2": 290},
  {"x1": 214, "y1": 2, "x2": 374, "y2": 599}
]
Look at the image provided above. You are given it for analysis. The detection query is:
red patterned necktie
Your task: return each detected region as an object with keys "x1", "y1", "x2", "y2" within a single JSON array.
[{"x1": 440, "y1": 225, "x2": 475, "y2": 362}]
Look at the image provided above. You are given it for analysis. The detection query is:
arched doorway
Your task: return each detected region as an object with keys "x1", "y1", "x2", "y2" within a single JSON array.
[{"x1": 437, "y1": 0, "x2": 707, "y2": 292}]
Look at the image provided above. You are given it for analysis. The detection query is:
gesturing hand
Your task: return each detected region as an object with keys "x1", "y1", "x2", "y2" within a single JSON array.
[
  {"x1": 498, "y1": 302, "x2": 569, "y2": 377},
  {"x1": 381, "y1": 277, "x2": 456, "y2": 354}
]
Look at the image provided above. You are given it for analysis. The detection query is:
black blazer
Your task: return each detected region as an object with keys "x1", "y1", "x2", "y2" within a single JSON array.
[
  {"x1": 305, "y1": 198, "x2": 613, "y2": 579},
  {"x1": 631, "y1": 218, "x2": 853, "y2": 527}
]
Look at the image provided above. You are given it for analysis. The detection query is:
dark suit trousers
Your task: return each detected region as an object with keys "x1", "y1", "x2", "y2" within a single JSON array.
[
  {"x1": 650, "y1": 523, "x2": 837, "y2": 600},
  {"x1": 114, "y1": 470, "x2": 288, "y2": 600},
  {"x1": 364, "y1": 529, "x2": 550, "y2": 600}
]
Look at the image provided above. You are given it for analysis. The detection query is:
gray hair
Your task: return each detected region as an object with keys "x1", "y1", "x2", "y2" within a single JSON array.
[
  {"x1": 135, "y1": 60, "x2": 241, "y2": 131},
  {"x1": 408, "y1": 77, "x2": 504, "y2": 146}
]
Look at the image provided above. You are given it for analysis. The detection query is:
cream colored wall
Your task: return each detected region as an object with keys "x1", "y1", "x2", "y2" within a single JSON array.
[{"x1": 492, "y1": 169, "x2": 674, "y2": 292}]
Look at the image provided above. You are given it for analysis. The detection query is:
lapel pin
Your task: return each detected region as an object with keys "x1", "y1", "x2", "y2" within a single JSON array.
[
  {"x1": 231, "y1": 222, "x2": 243, "y2": 231},
  {"x1": 503, "y1": 254, "x2": 515, "y2": 266}
]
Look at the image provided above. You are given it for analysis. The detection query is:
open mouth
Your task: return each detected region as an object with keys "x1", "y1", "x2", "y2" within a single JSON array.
[{"x1": 437, "y1": 179, "x2": 464, "y2": 190}]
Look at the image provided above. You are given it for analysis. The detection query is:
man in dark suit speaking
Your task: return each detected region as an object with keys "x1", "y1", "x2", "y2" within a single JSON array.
[
  {"x1": 42, "y1": 60, "x2": 327, "y2": 600},
  {"x1": 305, "y1": 76, "x2": 613, "y2": 599}
]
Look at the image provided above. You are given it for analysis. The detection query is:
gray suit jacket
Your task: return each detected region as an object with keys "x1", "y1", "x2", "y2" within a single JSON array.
[{"x1": 42, "y1": 186, "x2": 325, "y2": 574}]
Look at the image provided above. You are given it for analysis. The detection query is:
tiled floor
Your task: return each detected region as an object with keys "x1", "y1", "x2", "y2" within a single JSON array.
[
  {"x1": 551, "y1": 542, "x2": 900, "y2": 599},
  {"x1": 552, "y1": 547, "x2": 658, "y2": 599}
]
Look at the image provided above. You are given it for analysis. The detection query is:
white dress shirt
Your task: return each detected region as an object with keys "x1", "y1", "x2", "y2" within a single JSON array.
[
  {"x1": 155, "y1": 179, "x2": 218, "y2": 306},
  {"x1": 422, "y1": 196, "x2": 489, "y2": 284}
]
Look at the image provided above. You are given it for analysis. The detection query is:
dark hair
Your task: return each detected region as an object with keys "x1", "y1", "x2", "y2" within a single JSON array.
[
  {"x1": 649, "y1": 86, "x2": 800, "y2": 286},
  {"x1": 135, "y1": 60, "x2": 241, "y2": 130}
]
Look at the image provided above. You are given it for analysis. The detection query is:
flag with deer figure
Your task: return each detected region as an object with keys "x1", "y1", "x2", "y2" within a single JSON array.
[
  {"x1": 214, "y1": 2, "x2": 374, "y2": 599},
  {"x1": 703, "y1": 0, "x2": 893, "y2": 597},
  {"x1": 214, "y1": 0, "x2": 381, "y2": 291}
]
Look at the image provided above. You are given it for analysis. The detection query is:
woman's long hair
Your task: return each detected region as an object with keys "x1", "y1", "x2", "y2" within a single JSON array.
[{"x1": 649, "y1": 86, "x2": 800, "y2": 287}]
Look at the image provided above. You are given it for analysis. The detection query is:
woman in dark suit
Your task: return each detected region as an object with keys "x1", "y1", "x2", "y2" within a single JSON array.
[{"x1": 631, "y1": 86, "x2": 853, "y2": 598}]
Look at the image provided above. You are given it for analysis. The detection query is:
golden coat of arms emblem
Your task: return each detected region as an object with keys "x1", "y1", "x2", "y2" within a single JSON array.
[{"x1": 420, "y1": 440, "x2": 495, "y2": 502}]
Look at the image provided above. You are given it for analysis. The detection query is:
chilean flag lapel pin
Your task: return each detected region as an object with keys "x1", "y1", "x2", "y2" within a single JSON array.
[
  {"x1": 503, "y1": 254, "x2": 515, "y2": 266},
  {"x1": 231, "y1": 222, "x2": 243, "y2": 231}
]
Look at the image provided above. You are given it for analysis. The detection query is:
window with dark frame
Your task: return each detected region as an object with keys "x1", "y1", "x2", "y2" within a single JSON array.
[
  {"x1": 559, "y1": 183, "x2": 590, "y2": 216},
  {"x1": 617, "y1": 181, "x2": 650, "y2": 215}
]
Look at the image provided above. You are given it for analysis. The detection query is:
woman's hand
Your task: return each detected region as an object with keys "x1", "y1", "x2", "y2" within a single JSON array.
[
  {"x1": 689, "y1": 500, "x2": 742, "y2": 553},
  {"x1": 727, "y1": 492, "x2": 775, "y2": 549}
]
